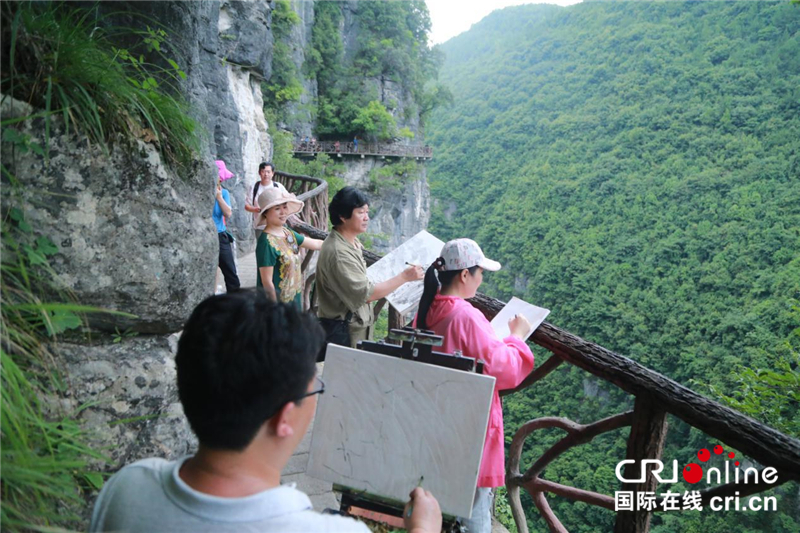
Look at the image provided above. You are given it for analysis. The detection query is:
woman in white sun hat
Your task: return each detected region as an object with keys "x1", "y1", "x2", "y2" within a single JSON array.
[
  {"x1": 415, "y1": 238, "x2": 534, "y2": 533},
  {"x1": 255, "y1": 188, "x2": 322, "y2": 308}
]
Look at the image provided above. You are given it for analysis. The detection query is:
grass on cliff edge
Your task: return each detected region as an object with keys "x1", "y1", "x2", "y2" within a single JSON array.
[
  {"x1": 1, "y1": 1, "x2": 200, "y2": 171},
  {"x1": 1, "y1": 120, "x2": 135, "y2": 532},
  {"x1": 0, "y1": 193, "x2": 107, "y2": 531}
]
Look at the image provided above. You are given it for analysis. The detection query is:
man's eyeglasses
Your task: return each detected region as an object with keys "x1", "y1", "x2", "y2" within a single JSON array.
[
  {"x1": 263, "y1": 376, "x2": 325, "y2": 422},
  {"x1": 297, "y1": 375, "x2": 325, "y2": 400}
]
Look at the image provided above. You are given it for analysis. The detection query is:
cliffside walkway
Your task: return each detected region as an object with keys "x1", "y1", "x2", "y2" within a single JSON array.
[
  {"x1": 275, "y1": 171, "x2": 800, "y2": 533},
  {"x1": 292, "y1": 139, "x2": 433, "y2": 160}
]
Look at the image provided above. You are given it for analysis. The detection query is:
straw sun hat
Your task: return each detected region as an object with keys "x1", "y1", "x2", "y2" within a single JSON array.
[{"x1": 256, "y1": 187, "x2": 304, "y2": 226}]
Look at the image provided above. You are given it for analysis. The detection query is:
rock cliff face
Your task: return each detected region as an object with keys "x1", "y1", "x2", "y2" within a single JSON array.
[
  {"x1": 338, "y1": 158, "x2": 431, "y2": 254},
  {"x1": 1, "y1": 101, "x2": 216, "y2": 334},
  {"x1": 169, "y1": 0, "x2": 272, "y2": 252},
  {"x1": 93, "y1": 1, "x2": 275, "y2": 252},
  {"x1": 281, "y1": 0, "x2": 318, "y2": 136},
  {"x1": 251, "y1": 0, "x2": 431, "y2": 253},
  {"x1": 57, "y1": 335, "x2": 196, "y2": 468}
]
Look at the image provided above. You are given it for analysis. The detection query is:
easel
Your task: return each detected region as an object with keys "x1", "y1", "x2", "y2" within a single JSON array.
[{"x1": 330, "y1": 326, "x2": 486, "y2": 533}]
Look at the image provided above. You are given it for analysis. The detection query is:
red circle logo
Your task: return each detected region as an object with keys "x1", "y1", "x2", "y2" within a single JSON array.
[
  {"x1": 697, "y1": 448, "x2": 710, "y2": 462},
  {"x1": 714, "y1": 445, "x2": 724, "y2": 455},
  {"x1": 683, "y1": 463, "x2": 704, "y2": 484}
]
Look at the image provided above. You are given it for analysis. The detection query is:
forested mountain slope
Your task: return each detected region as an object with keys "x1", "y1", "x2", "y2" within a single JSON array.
[{"x1": 427, "y1": 2, "x2": 800, "y2": 531}]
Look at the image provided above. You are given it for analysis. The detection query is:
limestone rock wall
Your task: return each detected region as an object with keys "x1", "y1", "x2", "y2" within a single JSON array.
[
  {"x1": 173, "y1": 0, "x2": 273, "y2": 252},
  {"x1": 1, "y1": 107, "x2": 217, "y2": 334},
  {"x1": 105, "y1": 1, "x2": 274, "y2": 253},
  {"x1": 339, "y1": 158, "x2": 431, "y2": 254},
  {"x1": 280, "y1": 0, "x2": 318, "y2": 136},
  {"x1": 57, "y1": 335, "x2": 195, "y2": 469}
]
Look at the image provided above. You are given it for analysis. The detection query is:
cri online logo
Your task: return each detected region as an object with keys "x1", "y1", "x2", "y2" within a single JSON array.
[
  {"x1": 683, "y1": 444, "x2": 739, "y2": 484},
  {"x1": 616, "y1": 444, "x2": 779, "y2": 486}
]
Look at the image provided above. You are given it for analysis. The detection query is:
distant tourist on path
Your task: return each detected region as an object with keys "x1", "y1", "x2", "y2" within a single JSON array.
[
  {"x1": 244, "y1": 162, "x2": 287, "y2": 231},
  {"x1": 213, "y1": 160, "x2": 240, "y2": 293},
  {"x1": 334, "y1": 140, "x2": 340, "y2": 153},
  {"x1": 414, "y1": 238, "x2": 535, "y2": 533},
  {"x1": 255, "y1": 188, "x2": 322, "y2": 308},
  {"x1": 315, "y1": 187, "x2": 423, "y2": 352},
  {"x1": 353, "y1": 136, "x2": 358, "y2": 152},
  {"x1": 89, "y1": 290, "x2": 442, "y2": 533}
]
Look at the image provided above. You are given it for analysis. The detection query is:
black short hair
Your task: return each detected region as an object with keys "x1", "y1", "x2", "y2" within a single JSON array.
[
  {"x1": 176, "y1": 290, "x2": 323, "y2": 450},
  {"x1": 329, "y1": 186, "x2": 369, "y2": 227},
  {"x1": 259, "y1": 162, "x2": 275, "y2": 172}
]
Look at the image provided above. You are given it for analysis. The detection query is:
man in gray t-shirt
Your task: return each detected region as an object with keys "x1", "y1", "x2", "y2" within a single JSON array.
[{"x1": 90, "y1": 291, "x2": 441, "y2": 533}]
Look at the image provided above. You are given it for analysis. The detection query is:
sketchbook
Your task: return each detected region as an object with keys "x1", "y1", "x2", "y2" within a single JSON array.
[
  {"x1": 490, "y1": 297, "x2": 550, "y2": 340},
  {"x1": 366, "y1": 230, "x2": 445, "y2": 316}
]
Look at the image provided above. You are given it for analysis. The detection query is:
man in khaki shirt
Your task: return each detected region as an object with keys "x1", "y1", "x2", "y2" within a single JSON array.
[{"x1": 316, "y1": 187, "x2": 423, "y2": 347}]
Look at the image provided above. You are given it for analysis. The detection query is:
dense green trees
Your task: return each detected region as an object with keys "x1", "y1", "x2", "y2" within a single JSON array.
[
  {"x1": 305, "y1": 0, "x2": 446, "y2": 139},
  {"x1": 428, "y1": 2, "x2": 800, "y2": 531},
  {"x1": 263, "y1": 0, "x2": 303, "y2": 114}
]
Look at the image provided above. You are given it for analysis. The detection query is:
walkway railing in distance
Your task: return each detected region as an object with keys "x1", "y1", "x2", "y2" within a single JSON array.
[
  {"x1": 287, "y1": 218, "x2": 800, "y2": 533},
  {"x1": 274, "y1": 171, "x2": 328, "y2": 311},
  {"x1": 292, "y1": 140, "x2": 433, "y2": 160}
]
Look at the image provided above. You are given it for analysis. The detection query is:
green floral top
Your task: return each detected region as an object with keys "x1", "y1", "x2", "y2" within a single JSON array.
[{"x1": 255, "y1": 228, "x2": 305, "y2": 308}]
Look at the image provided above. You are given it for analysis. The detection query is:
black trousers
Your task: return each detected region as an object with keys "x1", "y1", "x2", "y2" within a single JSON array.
[{"x1": 218, "y1": 232, "x2": 240, "y2": 292}]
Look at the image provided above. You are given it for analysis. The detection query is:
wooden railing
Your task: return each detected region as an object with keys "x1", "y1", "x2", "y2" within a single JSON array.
[
  {"x1": 292, "y1": 140, "x2": 433, "y2": 159},
  {"x1": 288, "y1": 218, "x2": 800, "y2": 533}
]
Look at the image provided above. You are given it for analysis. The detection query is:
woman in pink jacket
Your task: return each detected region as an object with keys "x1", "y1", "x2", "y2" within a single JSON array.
[{"x1": 416, "y1": 238, "x2": 534, "y2": 533}]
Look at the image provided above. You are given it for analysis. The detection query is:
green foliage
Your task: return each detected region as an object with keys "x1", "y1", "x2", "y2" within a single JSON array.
[
  {"x1": 368, "y1": 159, "x2": 420, "y2": 193},
  {"x1": 266, "y1": 109, "x2": 345, "y2": 196},
  {"x1": 398, "y1": 127, "x2": 415, "y2": 140},
  {"x1": 1, "y1": 2, "x2": 199, "y2": 170},
  {"x1": 494, "y1": 487, "x2": 519, "y2": 533},
  {"x1": 306, "y1": 1, "x2": 344, "y2": 84},
  {"x1": 112, "y1": 327, "x2": 139, "y2": 344},
  {"x1": 710, "y1": 302, "x2": 800, "y2": 436},
  {"x1": 428, "y1": 2, "x2": 800, "y2": 531},
  {"x1": 353, "y1": 100, "x2": 398, "y2": 141},
  {"x1": 264, "y1": 0, "x2": 303, "y2": 118},
  {"x1": 308, "y1": 1, "x2": 443, "y2": 138},
  {"x1": 271, "y1": 0, "x2": 300, "y2": 40},
  {"x1": 352, "y1": 1, "x2": 430, "y2": 84},
  {"x1": 372, "y1": 306, "x2": 389, "y2": 341}
]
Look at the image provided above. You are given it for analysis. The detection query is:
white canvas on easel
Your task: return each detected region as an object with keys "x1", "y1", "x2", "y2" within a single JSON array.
[
  {"x1": 307, "y1": 344, "x2": 495, "y2": 518},
  {"x1": 490, "y1": 297, "x2": 550, "y2": 340},
  {"x1": 366, "y1": 230, "x2": 445, "y2": 316}
]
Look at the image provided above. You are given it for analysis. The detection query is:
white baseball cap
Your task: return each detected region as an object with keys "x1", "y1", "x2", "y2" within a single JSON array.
[{"x1": 440, "y1": 238, "x2": 501, "y2": 272}]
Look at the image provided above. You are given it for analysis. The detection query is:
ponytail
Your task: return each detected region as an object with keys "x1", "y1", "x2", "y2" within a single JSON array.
[
  {"x1": 417, "y1": 257, "x2": 445, "y2": 330},
  {"x1": 417, "y1": 260, "x2": 482, "y2": 330}
]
